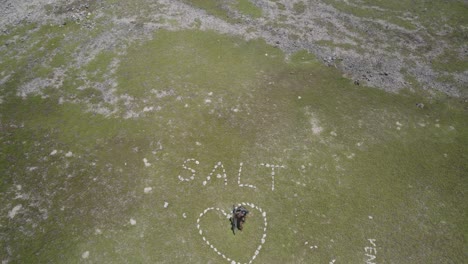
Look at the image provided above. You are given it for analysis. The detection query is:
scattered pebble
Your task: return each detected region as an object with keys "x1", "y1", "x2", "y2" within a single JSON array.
[
  {"x1": 28, "y1": 167, "x2": 38, "y2": 171},
  {"x1": 95, "y1": 229, "x2": 102, "y2": 235},
  {"x1": 82, "y1": 251, "x2": 89, "y2": 259},
  {"x1": 130, "y1": 218, "x2": 136, "y2": 225},
  {"x1": 298, "y1": 96, "x2": 302, "y2": 99},
  {"x1": 204, "y1": 99, "x2": 212, "y2": 104},
  {"x1": 8, "y1": 204, "x2": 22, "y2": 219},
  {"x1": 164, "y1": 202, "x2": 169, "y2": 208},
  {"x1": 65, "y1": 151, "x2": 73, "y2": 157},
  {"x1": 143, "y1": 106, "x2": 154, "y2": 112},
  {"x1": 368, "y1": 216, "x2": 373, "y2": 220},
  {"x1": 330, "y1": 131, "x2": 337, "y2": 136},
  {"x1": 182, "y1": 213, "x2": 187, "y2": 219},
  {"x1": 143, "y1": 158, "x2": 151, "y2": 167},
  {"x1": 50, "y1": 150, "x2": 57, "y2": 156},
  {"x1": 144, "y1": 187, "x2": 152, "y2": 193},
  {"x1": 443, "y1": 153, "x2": 448, "y2": 158}
]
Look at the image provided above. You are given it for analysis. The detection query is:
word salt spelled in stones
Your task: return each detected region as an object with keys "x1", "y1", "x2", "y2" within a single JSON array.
[{"x1": 178, "y1": 159, "x2": 284, "y2": 191}]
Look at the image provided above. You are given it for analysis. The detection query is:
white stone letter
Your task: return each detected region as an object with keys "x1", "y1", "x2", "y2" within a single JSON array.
[
  {"x1": 260, "y1": 163, "x2": 285, "y2": 191},
  {"x1": 178, "y1": 158, "x2": 199, "y2": 182},
  {"x1": 238, "y1": 162, "x2": 257, "y2": 189}
]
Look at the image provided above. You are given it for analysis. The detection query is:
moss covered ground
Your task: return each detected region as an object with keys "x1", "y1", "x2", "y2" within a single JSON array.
[{"x1": 0, "y1": 1, "x2": 467, "y2": 263}]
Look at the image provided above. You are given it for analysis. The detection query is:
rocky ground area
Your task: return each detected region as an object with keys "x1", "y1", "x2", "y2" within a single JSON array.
[{"x1": 1, "y1": 0, "x2": 467, "y2": 99}]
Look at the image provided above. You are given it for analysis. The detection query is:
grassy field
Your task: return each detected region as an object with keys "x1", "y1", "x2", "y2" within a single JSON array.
[{"x1": 1, "y1": 1, "x2": 467, "y2": 263}]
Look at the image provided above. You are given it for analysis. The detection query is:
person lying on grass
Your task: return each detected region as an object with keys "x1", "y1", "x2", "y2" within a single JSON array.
[{"x1": 231, "y1": 205, "x2": 249, "y2": 234}]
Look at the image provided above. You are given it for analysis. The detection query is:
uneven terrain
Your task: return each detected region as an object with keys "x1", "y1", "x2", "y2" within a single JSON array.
[{"x1": 0, "y1": 0, "x2": 467, "y2": 263}]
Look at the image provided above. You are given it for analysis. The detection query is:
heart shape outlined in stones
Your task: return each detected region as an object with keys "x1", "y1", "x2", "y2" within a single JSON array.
[{"x1": 196, "y1": 202, "x2": 268, "y2": 264}]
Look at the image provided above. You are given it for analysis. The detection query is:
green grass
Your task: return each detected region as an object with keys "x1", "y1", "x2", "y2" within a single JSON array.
[
  {"x1": 182, "y1": 0, "x2": 262, "y2": 21},
  {"x1": 432, "y1": 49, "x2": 468, "y2": 73},
  {"x1": 1, "y1": 24, "x2": 467, "y2": 264},
  {"x1": 234, "y1": 0, "x2": 262, "y2": 18},
  {"x1": 182, "y1": 0, "x2": 231, "y2": 21},
  {"x1": 293, "y1": 1, "x2": 306, "y2": 15}
]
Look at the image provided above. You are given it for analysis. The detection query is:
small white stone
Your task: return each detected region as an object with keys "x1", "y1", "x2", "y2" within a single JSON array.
[
  {"x1": 144, "y1": 187, "x2": 152, "y2": 193},
  {"x1": 65, "y1": 151, "x2": 73, "y2": 157},
  {"x1": 143, "y1": 158, "x2": 151, "y2": 167},
  {"x1": 298, "y1": 96, "x2": 302, "y2": 99},
  {"x1": 164, "y1": 202, "x2": 169, "y2": 208},
  {"x1": 305, "y1": 241, "x2": 308, "y2": 245},
  {"x1": 82, "y1": 251, "x2": 89, "y2": 259},
  {"x1": 143, "y1": 106, "x2": 154, "y2": 112},
  {"x1": 368, "y1": 215, "x2": 373, "y2": 220},
  {"x1": 130, "y1": 218, "x2": 136, "y2": 225},
  {"x1": 8, "y1": 204, "x2": 22, "y2": 219},
  {"x1": 95, "y1": 229, "x2": 102, "y2": 235},
  {"x1": 50, "y1": 150, "x2": 57, "y2": 155},
  {"x1": 182, "y1": 213, "x2": 187, "y2": 218}
]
